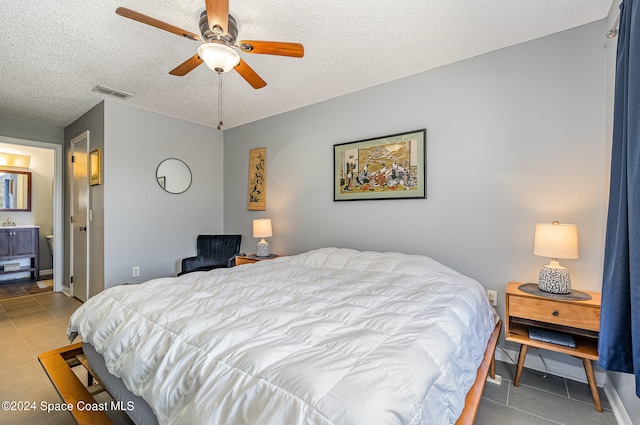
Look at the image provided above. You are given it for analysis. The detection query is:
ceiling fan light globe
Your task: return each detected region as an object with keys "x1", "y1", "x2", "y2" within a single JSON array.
[{"x1": 197, "y1": 43, "x2": 240, "y2": 73}]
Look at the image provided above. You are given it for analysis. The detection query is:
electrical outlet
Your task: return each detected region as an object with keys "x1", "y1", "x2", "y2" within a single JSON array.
[
  {"x1": 487, "y1": 290, "x2": 498, "y2": 307},
  {"x1": 132, "y1": 266, "x2": 140, "y2": 277}
]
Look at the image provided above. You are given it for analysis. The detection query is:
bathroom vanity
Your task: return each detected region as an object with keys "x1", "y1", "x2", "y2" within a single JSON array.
[{"x1": 0, "y1": 226, "x2": 39, "y2": 281}]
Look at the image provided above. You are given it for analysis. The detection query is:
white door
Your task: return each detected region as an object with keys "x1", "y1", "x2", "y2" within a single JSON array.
[{"x1": 71, "y1": 132, "x2": 89, "y2": 301}]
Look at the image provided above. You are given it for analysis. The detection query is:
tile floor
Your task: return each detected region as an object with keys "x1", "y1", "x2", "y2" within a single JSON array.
[
  {"x1": 0, "y1": 291, "x2": 132, "y2": 425},
  {"x1": 0, "y1": 279, "x2": 53, "y2": 299},
  {"x1": 0, "y1": 291, "x2": 620, "y2": 425},
  {"x1": 475, "y1": 358, "x2": 617, "y2": 424}
]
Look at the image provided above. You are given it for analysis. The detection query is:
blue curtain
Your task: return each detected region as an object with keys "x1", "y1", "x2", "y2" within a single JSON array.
[{"x1": 599, "y1": 0, "x2": 640, "y2": 397}]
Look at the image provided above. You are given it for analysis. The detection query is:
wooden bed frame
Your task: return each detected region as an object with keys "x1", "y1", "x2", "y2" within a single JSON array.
[
  {"x1": 39, "y1": 321, "x2": 502, "y2": 425},
  {"x1": 455, "y1": 320, "x2": 502, "y2": 425},
  {"x1": 38, "y1": 342, "x2": 112, "y2": 425}
]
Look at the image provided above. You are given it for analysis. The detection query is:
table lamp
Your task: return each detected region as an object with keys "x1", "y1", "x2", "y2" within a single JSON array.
[
  {"x1": 253, "y1": 218, "x2": 273, "y2": 257},
  {"x1": 533, "y1": 221, "x2": 579, "y2": 294}
]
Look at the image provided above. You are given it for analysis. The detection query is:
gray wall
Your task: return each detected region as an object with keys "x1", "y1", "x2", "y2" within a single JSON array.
[
  {"x1": 63, "y1": 101, "x2": 225, "y2": 290},
  {"x1": 223, "y1": 18, "x2": 627, "y2": 405},
  {"x1": 0, "y1": 115, "x2": 64, "y2": 146},
  {"x1": 103, "y1": 101, "x2": 224, "y2": 287},
  {"x1": 225, "y1": 21, "x2": 608, "y2": 298},
  {"x1": 65, "y1": 102, "x2": 105, "y2": 295}
]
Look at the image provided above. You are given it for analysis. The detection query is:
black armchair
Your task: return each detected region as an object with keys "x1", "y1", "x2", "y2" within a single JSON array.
[{"x1": 178, "y1": 234, "x2": 242, "y2": 276}]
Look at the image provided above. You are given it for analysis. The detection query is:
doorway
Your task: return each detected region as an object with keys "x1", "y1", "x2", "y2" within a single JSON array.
[
  {"x1": 70, "y1": 132, "x2": 89, "y2": 301},
  {"x1": 0, "y1": 135, "x2": 63, "y2": 293}
]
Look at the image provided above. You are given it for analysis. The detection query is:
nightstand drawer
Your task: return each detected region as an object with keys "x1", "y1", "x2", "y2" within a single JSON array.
[{"x1": 509, "y1": 296, "x2": 600, "y2": 331}]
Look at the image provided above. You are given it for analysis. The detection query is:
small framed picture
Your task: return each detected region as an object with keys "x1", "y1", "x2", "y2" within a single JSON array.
[{"x1": 89, "y1": 148, "x2": 102, "y2": 186}]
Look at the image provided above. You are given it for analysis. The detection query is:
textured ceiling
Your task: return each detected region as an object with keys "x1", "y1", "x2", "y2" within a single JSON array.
[{"x1": 1, "y1": 0, "x2": 613, "y2": 130}]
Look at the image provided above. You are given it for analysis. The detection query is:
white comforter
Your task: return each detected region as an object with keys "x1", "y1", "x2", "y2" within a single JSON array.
[{"x1": 69, "y1": 248, "x2": 497, "y2": 425}]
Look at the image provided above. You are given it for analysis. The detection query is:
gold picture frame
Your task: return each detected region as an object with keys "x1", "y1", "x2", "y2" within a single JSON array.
[
  {"x1": 334, "y1": 129, "x2": 426, "y2": 201},
  {"x1": 89, "y1": 148, "x2": 102, "y2": 186},
  {"x1": 248, "y1": 147, "x2": 266, "y2": 211}
]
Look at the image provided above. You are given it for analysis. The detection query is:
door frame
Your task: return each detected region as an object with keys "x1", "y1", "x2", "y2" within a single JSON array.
[
  {"x1": 0, "y1": 135, "x2": 63, "y2": 292},
  {"x1": 70, "y1": 131, "x2": 90, "y2": 300}
]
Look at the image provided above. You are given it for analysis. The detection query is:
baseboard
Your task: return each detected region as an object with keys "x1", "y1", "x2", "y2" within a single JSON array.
[
  {"x1": 496, "y1": 345, "x2": 631, "y2": 425},
  {"x1": 39, "y1": 269, "x2": 53, "y2": 278},
  {"x1": 486, "y1": 374, "x2": 502, "y2": 385},
  {"x1": 603, "y1": 381, "x2": 634, "y2": 425},
  {"x1": 495, "y1": 345, "x2": 606, "y2": 385}
]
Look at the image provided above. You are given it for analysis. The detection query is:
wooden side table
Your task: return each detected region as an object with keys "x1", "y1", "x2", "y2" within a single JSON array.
[
  {"x1": 235, "y1": 254, "x2": 279, "y2": 266},
  {"x1": 504, "y1": 281, "x2": 602, "y2": 411}
]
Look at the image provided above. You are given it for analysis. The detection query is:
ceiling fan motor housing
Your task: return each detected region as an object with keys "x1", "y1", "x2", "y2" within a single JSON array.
[{"x1": 200, "y1": 11, "x2": 238, "y2": 44}]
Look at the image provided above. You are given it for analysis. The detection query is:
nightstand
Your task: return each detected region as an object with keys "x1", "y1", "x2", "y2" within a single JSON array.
[
  {"x1": 505, "y1": 281, "x2": 602, "y2": 411},
  {"x1": 235, "y1": 254, "x2": 279, "y2": 266}
]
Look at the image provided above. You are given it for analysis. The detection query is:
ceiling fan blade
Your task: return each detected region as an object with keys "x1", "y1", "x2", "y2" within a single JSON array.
[
  {"x1": 169, "y1": 54, "x2": 204, "y2": 76},
  {"x1": 238, "y1": 40, "x2": 304, "y2": 58},
  {"x1": 234, "y1": 59, "x2": 267, "y2": 89},
  {"x1": 205, "y1": 0, "x2": 229, "y2": 35},
  {"x1": 116, "y1": 7, "x2": 202, "y2": 41}
]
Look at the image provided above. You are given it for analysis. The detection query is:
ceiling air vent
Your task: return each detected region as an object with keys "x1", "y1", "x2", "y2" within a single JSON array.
[{"x1": 92, "y1": 85, "x2": 133, "y2": 100}]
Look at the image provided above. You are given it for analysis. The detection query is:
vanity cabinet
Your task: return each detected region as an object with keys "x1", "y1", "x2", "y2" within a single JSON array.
[{"x1": 0, "y1": 227, "x2": 39, "y2": 280}]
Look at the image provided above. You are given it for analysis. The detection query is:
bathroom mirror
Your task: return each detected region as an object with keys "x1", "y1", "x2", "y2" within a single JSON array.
[
  {"x1": 0, "y1": 169, "x2": 31, "y2": 211},
  {"x1": 156, "y1": 158, "x2": 192, "y2": 194}
]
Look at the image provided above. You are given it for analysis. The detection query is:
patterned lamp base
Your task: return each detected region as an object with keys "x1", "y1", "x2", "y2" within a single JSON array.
[
  {"x1": 538, "y1": 266, "x2": 571, "y2": 294},
  {"x1": 256, "y1": 240, "x2": 270, "y2": 257}
]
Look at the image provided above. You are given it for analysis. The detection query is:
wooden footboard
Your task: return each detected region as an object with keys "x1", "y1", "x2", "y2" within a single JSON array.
[
  {"x1": 38, "y1": 343, "x2": 113, "y2": 425},
  {"x1": 455, "y1": 320, "x2": 503, "y2": 425},
  {"x1": 40, "y1": 321, "x2": 502, "y2": 425}
]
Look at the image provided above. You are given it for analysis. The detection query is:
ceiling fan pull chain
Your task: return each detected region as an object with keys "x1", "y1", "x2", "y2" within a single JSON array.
[{"x1": 217, "y1": 71, "x2": 224, "y2": 130}]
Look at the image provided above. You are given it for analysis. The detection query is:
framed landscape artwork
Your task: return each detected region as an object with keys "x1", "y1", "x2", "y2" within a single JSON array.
[
  {"x1": 334, "y1": 129, "x2": 426, "y2": 201},
  {"x1": 248, "y1": 147, "x2": 266, "y2": 210}
]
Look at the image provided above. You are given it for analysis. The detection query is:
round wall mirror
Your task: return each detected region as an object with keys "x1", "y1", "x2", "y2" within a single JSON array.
[{"x1": 156, "y1": 158, "x2": 192, "y2": 194}]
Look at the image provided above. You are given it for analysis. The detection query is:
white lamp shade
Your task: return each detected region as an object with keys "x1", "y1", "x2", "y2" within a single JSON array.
[
  {"x1": 533, "y1": 222, "x2": 579, "y2": 259},
  {"x1": 197, "y1": 43, "x2": 240, "y2": 73},
  {"x1": 253, "y1": 218, "x2": 273, "y2": 238}
]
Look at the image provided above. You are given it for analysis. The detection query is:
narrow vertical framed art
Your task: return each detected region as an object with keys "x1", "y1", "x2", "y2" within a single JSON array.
[{"x1": 248, "y1": 147, "x2": 266, "y2": 210}]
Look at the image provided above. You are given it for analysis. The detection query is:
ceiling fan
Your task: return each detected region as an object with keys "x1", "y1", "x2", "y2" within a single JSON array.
[{"x1": 115, "y1": 0, "x2": 304, "y2": 91}]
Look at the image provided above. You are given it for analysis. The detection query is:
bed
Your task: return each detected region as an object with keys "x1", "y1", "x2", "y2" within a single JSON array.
[{"x1": 55, "y1": 247, "x2": 499, "y2": 425}]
